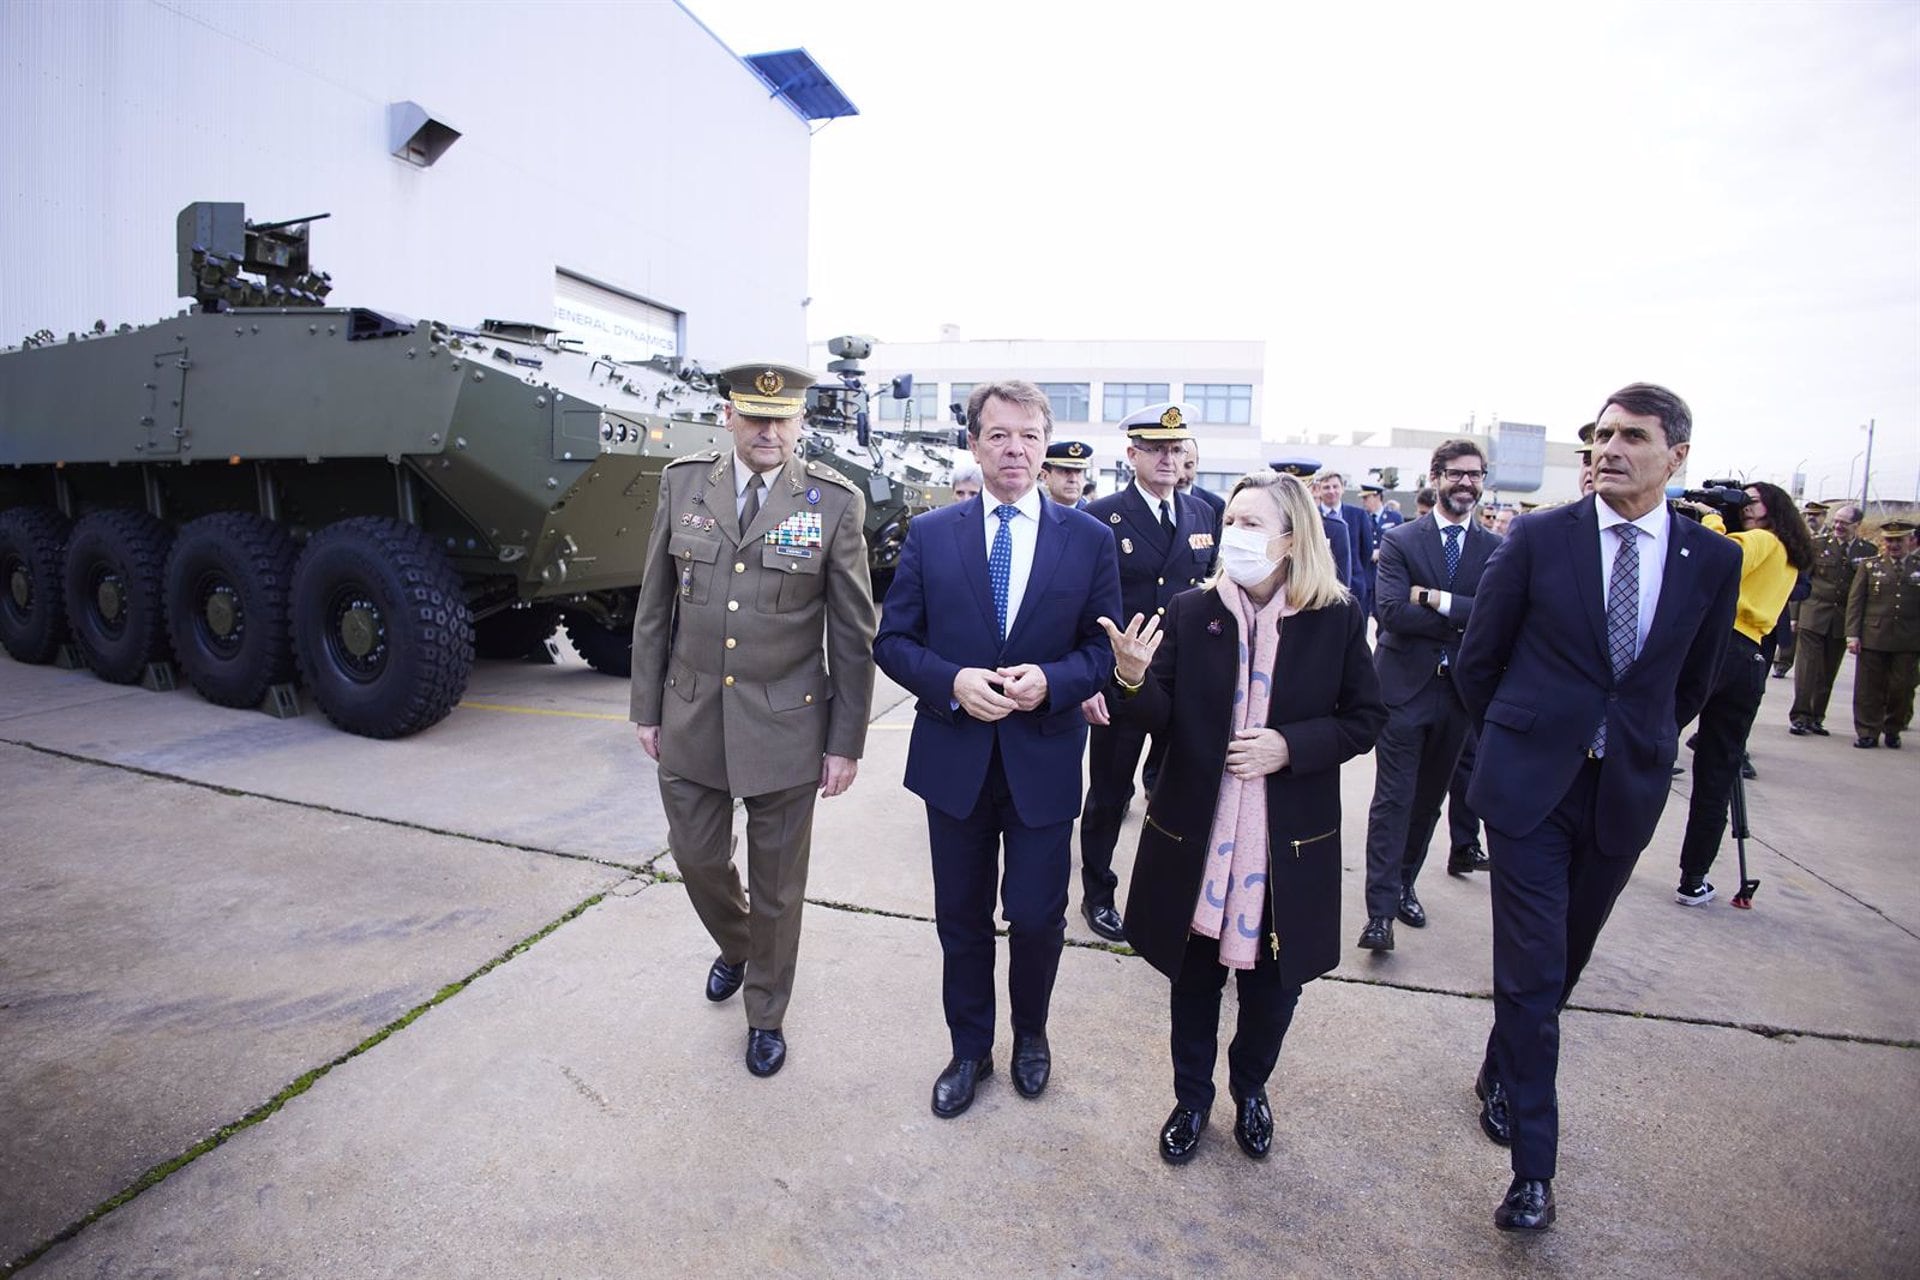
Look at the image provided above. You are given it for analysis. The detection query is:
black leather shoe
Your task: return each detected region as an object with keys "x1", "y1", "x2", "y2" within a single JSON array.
[
  {"x1": 1159, "y1": 1103, "x2": 1208, "y2": 1164},
  {"x1": 1011, "y1": 1032, "x2": 1051, "y2": 1098},
  {"x1": 705, "y1": 955, "x2": 746, "y2": 1003},
  {"x1": 1888, "y1": 732, "x2": 1903, "y2": 749},
  {"x1": 1474, "y1": 1068, "x2": 1513, "y2": 1147},
  {"x1": 1231, "y1": 1090, "x2": 1273, "y2": 1160},
  {"x1": 1357, "y1": 917, "x2": 1394, "y2": 951},
  {"x1": 1083, "y1": 901, "x2": 1127, "y2": 942},
  {"x1": 931, "y1": 1054, "x2": 992, "y2": 1118},
  {"x1": 1856, "y1": 736, "x2": 1879, "y2": 749},
  {"x1": 1447, "y1": 842, "x2": 1488, "y2": 875},
  {"x1": 1810, "y1": 722, "x2": 1830, "y2": 736},
  {"x1": 1740, "y1": 756, "x2": 1758, "y2": 780},
  {"x1": 745, "y1": 1027, "x2": 785, "y2": 1078},
  {"x1": 1397, "y1": 887, "x2": 1427, "y2": 929},
  {"x1": 1788, "y1": 720, "x2": 1811, "y2": 736},
  {"x1": 1494, "y1": 1177, "x2": 1555, "y2": 1231}
]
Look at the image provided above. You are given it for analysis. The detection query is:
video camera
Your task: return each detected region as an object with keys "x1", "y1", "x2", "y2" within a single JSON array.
[{"x1": 1671, "y1": 479, "x2": 1750, "y2": 530}]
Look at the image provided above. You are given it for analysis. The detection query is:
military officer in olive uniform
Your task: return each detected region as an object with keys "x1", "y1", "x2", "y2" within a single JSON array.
[
  {"x1": 1077, "y1": 402, "x2": 1217, "y2": 940},
  {"x1": 1788, "y1": 503, "x2": 1876, "y2": 736},
  {"x1": 631, "y1": 362, "x2": 878, "y2": 1077},
  {"x1": 1847, "y1": 519, "x2": 1920, "y2": 749}
]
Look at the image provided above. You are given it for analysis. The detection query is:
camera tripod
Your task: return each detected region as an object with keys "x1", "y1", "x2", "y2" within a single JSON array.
[{"x1": 1728, "y1": 767, "x2": 1760, "y2": 909}]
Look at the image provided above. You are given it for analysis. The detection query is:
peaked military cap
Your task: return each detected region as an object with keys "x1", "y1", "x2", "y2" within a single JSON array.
[
  {"x1": 1359, "y1": 482, "x2": 1384, "y2": 495},
  {"x1": 1881, "y1": 519, "x2": 1916, "y2": 536},
  {"x1": 718, "y1": 362, "x2": 817, "y2": 420},
  {"x1": 1044, "y1": 440, "x2": 1093, "y2": 470},
  {"x1": 1119, "y1": 401, "x2": 1196, "y2": 442},
  {"x1": 1268, "y1": 456, "x2": 1322, "y2": 477},
  {"x1": 1802, "y1": 499, "x2": 1830, "y2": 514}
]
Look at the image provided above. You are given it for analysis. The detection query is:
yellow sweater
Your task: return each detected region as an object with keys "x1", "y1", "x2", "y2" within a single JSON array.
[{"x1": 1703, "y1": 514, "x2": 1796, "y2": 643}]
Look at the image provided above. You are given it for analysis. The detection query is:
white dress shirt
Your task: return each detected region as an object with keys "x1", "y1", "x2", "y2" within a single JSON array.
[
  {"x1": 1425, "y1": 506, "x2": 1476, "y2": 613},
  {"x1": 1595, "y1": 497, "x2": 1671, "y2": 657},
  {"x1": 982, "y1": 486, "x2": 1044, "y2": 634}
]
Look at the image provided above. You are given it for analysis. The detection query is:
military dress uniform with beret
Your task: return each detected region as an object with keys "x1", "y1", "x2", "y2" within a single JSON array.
[
  {"x1": 630, "y1": 362, "x2": 878, "y2": 1075},
  {"x1": 1789, "y1": 519, "x2": 1877, "y2": 734},
  {"x1": 1847, "y1": 521, "x2": 1920, "y2": 748},
  {"x1": 1078, "y1": 403, "x2": 1217, "y2": 937}
]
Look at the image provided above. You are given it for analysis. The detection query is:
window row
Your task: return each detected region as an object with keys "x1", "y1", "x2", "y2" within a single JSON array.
[{"x1": 879, "y1": 380, "x2": 1252, "y2": 424}]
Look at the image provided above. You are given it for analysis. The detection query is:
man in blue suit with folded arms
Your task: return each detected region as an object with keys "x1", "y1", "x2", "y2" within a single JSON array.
[
  {"x1": 875, "y1": 380, "x2": 1122, "y2": 1120},
  {"x1": 1455, "y1": 382, "x2": 1740, "y2": 1232}
]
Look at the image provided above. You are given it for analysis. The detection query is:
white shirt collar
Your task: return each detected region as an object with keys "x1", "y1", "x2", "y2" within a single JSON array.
[
  {"x1": 1133, "y1": 480, "x2": 1176, "y2": 512},
  {"x1": 1433, "y1": 505, "x2": 1474, "y2": 531},
  {"x1": 1596, "y1": 496, "x2": 1669, "y2": 542},
  {"x1": 985, "y1": 485, "x2": 1044, "y2": 520}
]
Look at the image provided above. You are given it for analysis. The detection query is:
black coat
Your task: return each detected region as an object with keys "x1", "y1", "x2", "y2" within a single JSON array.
[{"x1": 1116, "y1": 586, "x2": 1386, "y2": 986}]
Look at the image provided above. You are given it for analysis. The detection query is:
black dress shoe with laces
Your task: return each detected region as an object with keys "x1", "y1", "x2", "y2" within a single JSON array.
[
  {"x1": 1888, "y1": 732, "x2": 1903, "y2": 749},
  {"x1": 1810, "y1": 722, "x2": 1830, "y2": 736},
  {"x1": 931, "y1": 1054, "x2": 992, "y2": 1118},
  {"x1": 705, "y1": 955, "x2": 746, "y2": 1003},
  {"x1": 1494, "y1": 1177, "x2": 1555, "y2": 1231},
  {"x1": 1856, "y1": 736, "x2": 1879, "y2": 749},
  {"x1": 1788, "y1": 720, "x2": 1811, "y2": 736},
  {"x1": 1397, "y1": 887, "x2": 1427, "y2": 928},
  {"x1": 1082, "y1": 901, "x2": 1127, "y2": 942},
  {"x1": 1231, "y1": 1090, "x2": 1273, "y2": 1160},
  {"x1": 1447, "y1": 842, "x2": 1489, "y2": 875},
  {"x1": 1159, "y1": 1103, "x2": 1208, "y2": 1164},
  {"x1": 1474, "y1": 1068, "x2": 1513, "y2": 1146},
  {"x1": 745, "y1": 1027, "x2": 786, "y2": 1077},
  {"x1": 1357, "y1": 917, "x2": 1394, "y2": 951},
  {"x1": 1740, "y1": 755, "x2": 1757, "y2": 780},
  {"x1": 1011, "y1": 1032, "x2": 1051, "y2": 1098}
]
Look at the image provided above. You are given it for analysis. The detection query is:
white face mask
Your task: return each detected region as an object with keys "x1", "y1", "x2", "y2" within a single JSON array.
[{"x1": 1219, "y1": 523, "x2": 1281, "y2": 587}]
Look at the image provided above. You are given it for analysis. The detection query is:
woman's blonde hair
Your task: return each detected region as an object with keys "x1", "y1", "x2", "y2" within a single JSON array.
[{"x1": 1214, "y1": 471, "x2": 1351, "y2": 611}]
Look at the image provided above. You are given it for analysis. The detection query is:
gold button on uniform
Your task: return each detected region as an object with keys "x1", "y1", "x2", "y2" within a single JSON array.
[
  {"x1": 728, "y1": 600, "x2": 739, "y2": 611},
  {"x1": 804, "y1": 694, "x2": 814, "y2": 704},
  {"x1": 725, "y1": 637, "x2": 736, "y2": 649},
  {"x1": 724, "y1": 675, "x2": 736, "y2": 687},
  {"x1": 734, "y1": 562, "x2": 745, "y2": 573}
]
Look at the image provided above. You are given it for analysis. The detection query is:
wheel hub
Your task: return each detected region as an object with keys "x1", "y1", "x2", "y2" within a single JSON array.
[
  {"x1": 334, "y1": 596, "x2": 387, "y2": 670},
  {"x1": 7, "y1": 563, "x2": 28, "y2": 611},
  {"x1": 95, "y1": 571, "x2": 126, "y2": 624},
  {"x1": 204, "y1": 584, "x2": 240, "y2": 639}
]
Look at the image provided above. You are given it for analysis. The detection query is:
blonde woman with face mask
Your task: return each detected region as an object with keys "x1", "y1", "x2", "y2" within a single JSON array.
[{"x1": 1099, "y1": 471, "x2": 1385, "y2": 1166}]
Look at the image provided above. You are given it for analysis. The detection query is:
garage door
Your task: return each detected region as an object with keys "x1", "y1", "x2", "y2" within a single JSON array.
[{"x1": 553, "y1": 270, "x2": 681, "y2": 362}]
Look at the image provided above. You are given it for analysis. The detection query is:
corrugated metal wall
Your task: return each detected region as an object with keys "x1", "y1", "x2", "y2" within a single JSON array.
[{"x1": 0, "y1": 0, "x2": 812, "y2": 365}]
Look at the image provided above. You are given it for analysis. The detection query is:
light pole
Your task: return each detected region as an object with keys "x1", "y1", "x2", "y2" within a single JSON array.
[
  {"x1": 1847, "y1": 449, "x2": 1866, "y2": 498},
  {"x1": 1859, "y1": 419, "x2": 1876, "y2": 514}
]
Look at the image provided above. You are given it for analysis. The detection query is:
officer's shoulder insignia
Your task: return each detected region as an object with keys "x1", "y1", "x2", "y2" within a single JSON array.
[
  {"x1": 805, "y1": 461, "x2": 860, "y2": 494},
  {"x1": 664, "y1": 450, "x2": 718, "y2": 470}
]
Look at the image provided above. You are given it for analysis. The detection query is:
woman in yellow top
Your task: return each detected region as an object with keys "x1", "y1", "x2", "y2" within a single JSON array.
[{"x1": 1674, "y1": 481, "x2": 1815, "y2": 904}]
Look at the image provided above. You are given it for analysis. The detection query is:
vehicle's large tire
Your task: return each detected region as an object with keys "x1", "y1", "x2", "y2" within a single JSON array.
[
  {"x1": 62, "y1": 509, "x2": 173, "y2": 683},
  {"x1": 474, "y1": 604, "x2": 560, "y2": 660},
  {"x1": 291, "y1": 517, "x2": 474, "y2": 738},
  {"x1": 164, "y1": 513, "x2": 298, "y2": 709},
  {"x1": 564, "y1": 612, "x2": 632, "y2": 677},
  {"x1": 0, "y1": 506, "x2": 72, "y2": 664}
]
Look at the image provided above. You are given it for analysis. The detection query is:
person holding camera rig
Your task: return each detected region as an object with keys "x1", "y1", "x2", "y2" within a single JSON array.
[{"x1": 1671, "y1": 480, "x2": 1815, "y2": 906}]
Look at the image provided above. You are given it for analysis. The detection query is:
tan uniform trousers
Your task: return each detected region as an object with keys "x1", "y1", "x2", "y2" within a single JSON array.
[
  {"x1": 659, "y1": 768, "x2": 817, "y2": 1030},
  {"x1": 1854, "y1": 649, "x2": 1920, "y2": 740}
]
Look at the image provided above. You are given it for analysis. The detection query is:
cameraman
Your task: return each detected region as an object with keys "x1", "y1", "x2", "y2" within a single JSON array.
[{"x1": 1672, "y1": 481, "x2": 1815, "y2": 905}]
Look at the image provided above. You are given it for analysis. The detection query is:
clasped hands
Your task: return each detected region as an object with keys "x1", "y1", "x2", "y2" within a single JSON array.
[{"x1": 953, "y1": 663, "x2": 1049, "y2": 721}]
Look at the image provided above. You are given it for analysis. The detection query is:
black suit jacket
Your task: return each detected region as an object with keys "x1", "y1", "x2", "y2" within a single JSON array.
[
  {"x1": 1455, "y1": 497, "x2": 1741, "y2": 855},
  {"x1": 1114, "y1": 588, "x2": 1385, "y2": 985},
  {"x1": 1085, "y1": 486, "x2": 1217, "y2": 622},
  {"x1": 1372, "y1": 515, "x2": 1499, "y2": 707}
]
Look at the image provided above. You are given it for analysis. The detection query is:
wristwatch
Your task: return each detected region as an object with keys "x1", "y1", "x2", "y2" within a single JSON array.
[
  {"x1": 1415, "y1": 588, "x2": 1431, "y2": 606},
  {"x1": 1113, "y1": 670, "x2": 1145, "y2": 697}
]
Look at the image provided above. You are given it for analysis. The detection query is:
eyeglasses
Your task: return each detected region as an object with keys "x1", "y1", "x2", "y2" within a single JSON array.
[{"x1": 1439, "y1": 468, "x2": 1486, "y2": 483}]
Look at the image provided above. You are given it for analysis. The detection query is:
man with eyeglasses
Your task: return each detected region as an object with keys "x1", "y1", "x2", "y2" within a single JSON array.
[
  {"x1": 1077, "y1": 403, "x2": 1218, "y2": 941},
  {"x1": 1358, "y1": 441, "x2": 1499, "y2": 953},
  {"x1": 1788, "y1": 503, "x2": 1875, "y2": 736}
]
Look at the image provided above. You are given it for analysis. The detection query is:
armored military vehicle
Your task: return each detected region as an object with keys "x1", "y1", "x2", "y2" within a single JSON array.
[{"x1": 0, "y1": 202, "x2": 732, "y2": 737}]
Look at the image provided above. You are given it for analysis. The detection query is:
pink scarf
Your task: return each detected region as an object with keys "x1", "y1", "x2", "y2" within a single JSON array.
[{"x1": 1190, "y1": 579, "x2": 1295, "y2": 969}]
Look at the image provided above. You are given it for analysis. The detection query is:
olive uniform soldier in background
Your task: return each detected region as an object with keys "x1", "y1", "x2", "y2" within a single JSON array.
[
  {"x1": 1847, "y1": 519, "x2": 1920, "y2": 749},
  {"x1": 1788, "y1": 504, "x2": 1875, "y2": 736},
  {"x1": 630, "y1": 362, "x2": 878, "y2": 1078}
]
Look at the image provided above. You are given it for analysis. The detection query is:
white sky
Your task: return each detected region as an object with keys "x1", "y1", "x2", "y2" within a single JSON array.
[{"x1": 689, "y1": 0, "x2": 1920, "y2": 501}]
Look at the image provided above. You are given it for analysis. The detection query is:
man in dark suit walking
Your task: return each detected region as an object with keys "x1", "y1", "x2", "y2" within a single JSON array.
[
  {"x1": 1357, "y1": 441, "x2": 1498, "y2": 952},
  {"x1": 1455, "y1": 383, "x2": 1741, "y2": 1231},
  {"x1": 1076, "y1": 402, "x2": 1218, "y2": 941},
  {"x1": 1317, "y1": 470, "x2": 1376, "y2": 621},
  {"x1": 874, "y1": 380, "x2": 1121, "y2": 1119}
]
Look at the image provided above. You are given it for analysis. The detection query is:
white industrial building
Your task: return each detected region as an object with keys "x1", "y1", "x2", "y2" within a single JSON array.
[{"x1": 1, "y1": 0, "x2": 830, "y2": 365}]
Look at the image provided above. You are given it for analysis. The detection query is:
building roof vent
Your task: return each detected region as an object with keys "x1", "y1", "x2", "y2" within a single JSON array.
[{"x1": 389, "y1": 101, "x2": 461, "y2": 168}]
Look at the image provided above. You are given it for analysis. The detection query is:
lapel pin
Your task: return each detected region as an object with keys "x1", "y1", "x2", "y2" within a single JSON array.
[
  {"x1": 1207, "y1": 618, "x2": 1224, "y2": 636},
  {"x1": 1680, "y1": 547, "x2": 1690, "y2": 557}
]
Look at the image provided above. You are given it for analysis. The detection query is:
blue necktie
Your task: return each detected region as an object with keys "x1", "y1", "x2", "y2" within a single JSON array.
[
  {"x1": 1591, "y1": 524, "x2": 1641, "y2": 755},
  {"x1": 1443, "y1": 524, "x2": 1463, "y2": 586},
  {"x1": 990, "y1": 504, "x2": 1017, "y2": 640}
]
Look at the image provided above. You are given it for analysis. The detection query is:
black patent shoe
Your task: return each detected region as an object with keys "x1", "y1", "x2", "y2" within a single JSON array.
[
  {"x1": 745, "y1": 1027, "x2": 786, "y2": 1077},
  {"x1": 1397, "y1": 887, "x2": 1428, "y2": 928},
  {"x1": 1011, "y1": 1032, "x2": 1051, "y2": 1098},
  {"x1": 1447, "y1": 842, "x2": 1488, "y2": 875},
  {"x1": 705, "y1": 955, "x2": 746, "y2": 1002},
  {"x1": 1494, "y1": 1177, "x2": 1555, "y2": 1231},
  {"x1": 1357, "y1": 917, "x2": 1395, "y2": 951},
  {"x1": 931, "y1": 1054, "x2": 992, "y2": 1118},
  {"x1": 1083, "y1": 901, "x2": 1127, "y2": 942},
  {"x1": 1474, "y1": 1067, "x2": 1513, "y2": 1147},
  {"x1": 1231, "y1": 1090, "x2": 1273, "y2": 1160},
  {"x1": 1159, "y1": 1103, "x2": 1208, "y2": 1164}
]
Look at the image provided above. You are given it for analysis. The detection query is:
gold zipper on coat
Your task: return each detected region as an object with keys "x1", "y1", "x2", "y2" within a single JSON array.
[
  {"x1": 1290, "y1": 826, "x2": 1337, "y2": 857},
  {"x1": 1265, "y1": 840, "x2": 1279, "y2": 959},
  {"x1": 1145, "y1": 813, "x2": 1184, "y2": 842}
]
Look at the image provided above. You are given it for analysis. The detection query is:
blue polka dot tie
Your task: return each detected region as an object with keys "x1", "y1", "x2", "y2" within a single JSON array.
[
  {"x1": 1443, "y1": 524, "x2": 1463, "y2": 586},
  {"x1": 990, "y1": 504, "x2": 1017, "y2": 640}
]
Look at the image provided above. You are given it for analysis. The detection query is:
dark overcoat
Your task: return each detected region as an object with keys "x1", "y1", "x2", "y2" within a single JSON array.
[{"x1": 1116, "y1": 586, "x2": 1385, "y2": 986}]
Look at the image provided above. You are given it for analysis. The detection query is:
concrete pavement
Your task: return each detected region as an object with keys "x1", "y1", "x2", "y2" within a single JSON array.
[{"x1": 2, "y1": 642, "x2": 1915, "y2": 1277}]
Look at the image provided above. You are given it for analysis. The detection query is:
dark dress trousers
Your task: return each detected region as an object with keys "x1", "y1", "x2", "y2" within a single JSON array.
[
  {"x1": 1077, "y1": 486, "x2": 1217, "y2": 910},
  {"x1": 1333, "y1": 500, "x2": 1377, "y2": 619},
  {"x1": 874, "y1": 495, "x2": 1121, "y2": 1059},
  {"x1": 1361, "y1": 515, "x2": 1499, "y2": 918},
  {"x1": 1118, "y1": 588, "x2": 1384, "y2": 1109},
  {"x1": 1455, "y1": 496, "x2": 1740, "y2": 1181}
]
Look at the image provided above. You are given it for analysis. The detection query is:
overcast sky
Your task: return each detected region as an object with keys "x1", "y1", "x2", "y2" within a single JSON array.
[{"x1": 690, "y1": 0, "x2": 1919, "y2": 501}]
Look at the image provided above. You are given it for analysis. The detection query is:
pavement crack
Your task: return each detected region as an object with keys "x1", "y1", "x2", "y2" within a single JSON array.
[
  {"x1": 1, "y1": 888, "x2": 621, "y2": 1277},
  {"x1": 0, "y1": 737, "x2": 654, "y2": 875}
]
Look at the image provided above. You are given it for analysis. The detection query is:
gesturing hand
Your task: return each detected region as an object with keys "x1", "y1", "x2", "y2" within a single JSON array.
[
  {"x1": 954, "y1": 667, "x2": 1019, "y2": 722},
  {"x1": 1097, "y1": 612, "x2": 1163, "y2": 686}
]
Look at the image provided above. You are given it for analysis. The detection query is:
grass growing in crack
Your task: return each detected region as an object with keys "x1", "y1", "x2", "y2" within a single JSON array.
[{"x1": 3, "y1": 889, "x2": 619, "y2": 1277}]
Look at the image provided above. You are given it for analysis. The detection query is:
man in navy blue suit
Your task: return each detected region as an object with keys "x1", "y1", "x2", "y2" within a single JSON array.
[
  {"x1": 875, "y1": 380, "x2": 1121, "y2": 1120},
  {"x1": 1317, "y1": 470, "x2": 1376, "y2": 622},
  {"x1": 1454, "y1": 383, "x2": 1741, "y2": 1232}
]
